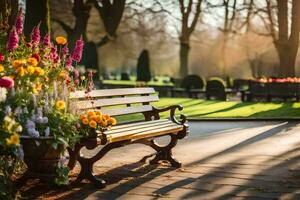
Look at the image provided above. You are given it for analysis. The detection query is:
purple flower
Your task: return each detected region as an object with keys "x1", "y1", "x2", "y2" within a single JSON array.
[
  {"x1": 6, "y1": 27, "x2": 19, "y2": 51},
  {"x1": 15, "y1": 9, "x2": 24, "y2": 34},
  {"x1": 43, "y1": 33, "x2": 50, "y2": 46},
  {"x1": 72, "y1": 36, "x2": 84, "y2": 62},
  {"x1": 50, "y1": 45, "x2": 58, "y2": 59},
  {"x1": 31, "y1": 25, "x2": 41, "y2": 45}
]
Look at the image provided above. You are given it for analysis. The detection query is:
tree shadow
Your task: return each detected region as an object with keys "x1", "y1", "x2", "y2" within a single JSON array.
[
  {"x1": 188, "y1": 102, "x2": 254, "y2": 118},
  {"x1": 149, "y1": 121, "x2": 300, "y2": 199}
]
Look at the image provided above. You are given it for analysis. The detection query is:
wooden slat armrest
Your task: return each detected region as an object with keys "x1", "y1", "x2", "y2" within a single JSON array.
[{"x1": 152, "y1": 105, "x2": 187, "y2": 125}]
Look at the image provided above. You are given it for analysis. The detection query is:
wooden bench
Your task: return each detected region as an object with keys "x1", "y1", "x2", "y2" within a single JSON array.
[{"x1": 67, "y1": 87, "x2": 189, "y2": 188}]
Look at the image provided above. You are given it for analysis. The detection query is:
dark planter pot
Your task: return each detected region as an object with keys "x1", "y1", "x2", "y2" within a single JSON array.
[{"x1": 21, "y1": 136, "x2": 64, "y2": 174}]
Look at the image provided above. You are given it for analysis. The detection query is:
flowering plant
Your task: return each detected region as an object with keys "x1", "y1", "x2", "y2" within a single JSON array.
[
  {"x1": 0, "y1": 9, "x2": 90, "y2": 192},
  {"x1": 79, "y1": 110, "x2": 117, "y2": 135}
]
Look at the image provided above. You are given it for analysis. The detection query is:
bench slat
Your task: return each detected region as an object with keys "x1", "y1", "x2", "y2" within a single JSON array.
[
  {"x1": 72, "y1": 95, "x2": 159, "y2": 110},
  {"x1": 69, "y1": 87, "x2": 156, "y2": 99},
  {"x1": 105, "y1": 120, "x2": 174, "y2": 134},
  {"x1": 98, "y1": 105, "x2": 153, "y2": 117},
  {"x1": 108, "y1": 119, "x2": 169, "y2": 131},
  {"x1": 106, "y1": 125, "x2": 183, "y2": 143}
]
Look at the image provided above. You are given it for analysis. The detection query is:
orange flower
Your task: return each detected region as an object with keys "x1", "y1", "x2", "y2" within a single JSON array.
[
  {"x1": 103, "y1": 114, "x2": 110, "y2": 120},
  {"x1": 90, "y1": 115, "x2": 98, "y2": 121},
  {"x1": 82, "y1": 118, "x2": 89, "y2": 125},
  {"x1": 80, "y1": 115, "x2": 86, "y2": 120},
  {"x1": 55, "y1": 36, "x2": 67, "y2": 45},
  {"x1": 12, "y1": 59, "x2": 26, "y2": 69},
  {"x1": 109, "y1": 117, "x2": 117, "y2": 126},
  {"x1": 27, "y1": 57, "x2": 38, "y2": 66},
  {"x1": 95, "y1": 111, "x2": 102, "y2": 115},
  {"x1": 95, "y1": 115, "x2": 102, "y2": 123},
  {"x1": 89, "y1": 120, "x2": 97, "y2": 129},
  {"x1": 16, "y1": 66, "x2": 26, "y2": 76},
  {"x1": 100, "y1": 118, "x2": 108, "y2": 127},
  {"x1": 87, "y1": 111, "x2": 95, "y2": 117},
  {"x1": 0, "y1": 64, "x2": 4, "y2": 72}
]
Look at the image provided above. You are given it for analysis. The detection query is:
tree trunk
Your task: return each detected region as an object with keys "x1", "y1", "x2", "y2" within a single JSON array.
[
  {"x1": 179, "y1": 42, "x2": 189, "y2": 77},
  {"x1": 276, "y1": 43, "x2": 298, "y2": 77},
  {"x1": 0, "y1": 0, "x2": 19, "y2": 31},
  {"x1": 24, "y1": 0, "x2": 50, "y2": 39}
]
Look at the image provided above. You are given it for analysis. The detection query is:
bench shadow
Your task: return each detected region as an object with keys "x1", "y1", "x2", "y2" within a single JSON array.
[{"x1": 21, "y1": 161, "x2": 176, "y2": 200}]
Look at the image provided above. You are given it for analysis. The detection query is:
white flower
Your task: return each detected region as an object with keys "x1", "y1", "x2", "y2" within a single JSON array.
[
  {"x1": 45, "y1": 127, "x2": 50, "y2": 137},
  {"x1": 16, "y1": 125, "x2": 22, "y2": 132},
  {"x1": 58, "y1": 156, "x2": 67, "y2": 168},
  {"x1": 5, "y1": 106, "x2": 12, "y2": 115},
  {"x1": 0, "y1": 87, "x2": 7, "y2": 102}
]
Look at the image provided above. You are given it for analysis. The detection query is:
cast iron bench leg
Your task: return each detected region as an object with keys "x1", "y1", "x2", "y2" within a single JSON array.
[{"x1": 139, "y1": 134, "x2": 181, "y2": 168}]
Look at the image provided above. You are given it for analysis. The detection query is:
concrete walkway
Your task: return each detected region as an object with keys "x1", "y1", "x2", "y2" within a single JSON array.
[{"x1": 23, "y1": 121, "x2": 300, "y2": 199}]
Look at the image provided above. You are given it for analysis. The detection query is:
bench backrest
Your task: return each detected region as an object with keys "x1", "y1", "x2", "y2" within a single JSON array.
[{"x1": 69, "y1": 87, "x2": 158, "y2": 116}]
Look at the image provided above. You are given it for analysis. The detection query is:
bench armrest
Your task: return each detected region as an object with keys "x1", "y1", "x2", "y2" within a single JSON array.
[{"x1": 152, "y1": 105, "x2": 187, "y2": 125}]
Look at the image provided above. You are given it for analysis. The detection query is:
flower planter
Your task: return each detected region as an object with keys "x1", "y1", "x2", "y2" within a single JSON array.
[{"x1": 18, "y1": 136, "x2": 65, "y2": 184}]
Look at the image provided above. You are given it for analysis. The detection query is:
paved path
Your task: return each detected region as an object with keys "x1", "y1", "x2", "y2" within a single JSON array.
[{"x1": 23, "y1": 121, "x2": 300, "y2": 199}]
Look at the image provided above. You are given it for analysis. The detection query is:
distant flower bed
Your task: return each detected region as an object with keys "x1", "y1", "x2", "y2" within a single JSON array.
[{"x1": 256, "y1": 77, "x2": 300, "y2": 83}]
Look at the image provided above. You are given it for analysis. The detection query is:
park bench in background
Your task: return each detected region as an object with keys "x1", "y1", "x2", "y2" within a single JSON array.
[
  {"x1": 171, "y1": 75, "x2": 206, "y2": 98},
  {"x1": 68, "y1": 87, "x2": 189, "y2": 188},
  {"x1": 244, "y1": 81, "x2": 300, "y2": 102}
]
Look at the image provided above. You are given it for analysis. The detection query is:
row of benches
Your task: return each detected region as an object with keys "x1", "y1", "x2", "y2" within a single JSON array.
[{"x1": 243, "y1": 81, "x2": 300, "y2": 101}]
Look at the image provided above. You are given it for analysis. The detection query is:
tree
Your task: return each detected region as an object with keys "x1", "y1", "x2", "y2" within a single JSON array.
[
  {"x1": 136, "y1": 49, "x2": 151, "y2": 82},
  {"x1": 0, "y1": 0, "x2": 19, "y2": 31},
  {"x1": 178, "y1": 0, "x2": 203, "y2": 77},
  {"x1": 256, "y1": 0, "x2": 300, "y2": 77},
  {"x1": 24, "y1": 0, "x2": 50, "y2": 38}
]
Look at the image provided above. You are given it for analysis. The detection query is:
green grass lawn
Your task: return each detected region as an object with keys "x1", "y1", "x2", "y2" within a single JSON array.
[{"x1": 115, "y1": 98, "x2": 300, "y2": 122}]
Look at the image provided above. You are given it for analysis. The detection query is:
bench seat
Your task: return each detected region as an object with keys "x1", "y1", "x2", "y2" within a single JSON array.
[{"x1": 103, "y1": 119, "x2": 185, "y2": 143}]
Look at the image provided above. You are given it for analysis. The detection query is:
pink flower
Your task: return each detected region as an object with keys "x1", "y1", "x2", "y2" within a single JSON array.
[
  {"x1": 6, "y1": 27, "x2": 19, "y2": 51},
  {"x1": 72, "y1": 36, "x2": 84, "y2": 62},
  {"x1": 65, "y1": 56, "x2": 73, "y2": 70},
  {"x1": 43, "y1": 34, "x2": 50, "y2": 46},
  {"x1": 15, "y1": 9, "x2": 24, "y2": 34},
  {"x1": 0, "y1": 53, "x2": 4, "y2": 62},
  {"x1": 74, "y1": 69, "x2": 79, "y2": 79},
  {"x1": 31, "y1": 25, "x2": 41, "y2": 45},
  {"x1": 0, "y1": 77, "x2": 14, "y2": 89},
  {"x1": 62, "y1": 46, "x2": 69, "y2": 55}
]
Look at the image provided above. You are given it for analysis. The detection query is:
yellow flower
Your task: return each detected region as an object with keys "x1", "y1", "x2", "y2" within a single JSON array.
[
  {"x1": 109, "y1": 117, "x2": 117, "y2": 126},
  {"x1": 12, "y1": 59, "x2": 26, "y2": 69},
  {"x1": 0, "y1": 64, "x2": 4, "y2": 72},
  {"x1": 27, "y1": 66, "x2": 35, "y2": 74},
  {"x1": 34, "y1": 67, "x2": 45, "y2": 76},
  {"x1": 89, "y1": 120, "x2": 97, "y2": 129},
  {"x1": 27, "y1": 57, "x2": 38, "y2": 66},
  {"x1": 80, "y1": 76, "x2": 86, "y2": 81},
  {"x1": 6, "y1": 134, "x2": 20, "y2": 146},
  {"x1": 82, "y1": 118, "x2": 89, "y2": 125},
  {"x1": 59, "y1": 71, "x2": 67, "y2": 79},
  {"x1": 16, "y1": 66, "x2": 26, "y2": 76},
  {"x1": 56, "y1": 100, "x2": 66, "y2": 110},
  {"x1": 55, "y1": 36, "x2": 67, "y2": 45},
  {"x1": 32, "y1": 83, "x2": 42, "y2": 93}
]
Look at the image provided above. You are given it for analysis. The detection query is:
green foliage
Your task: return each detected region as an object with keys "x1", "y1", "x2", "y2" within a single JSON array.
[
  {"x1": 136, "y1": 49, "x2": 151, "y2": 82},
  {"x1": 54, "y1": 165, "x2": 70, "y2": 186},
  {"x1": 181, "y1": 74, "x2": 206, "y2": 90}
]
